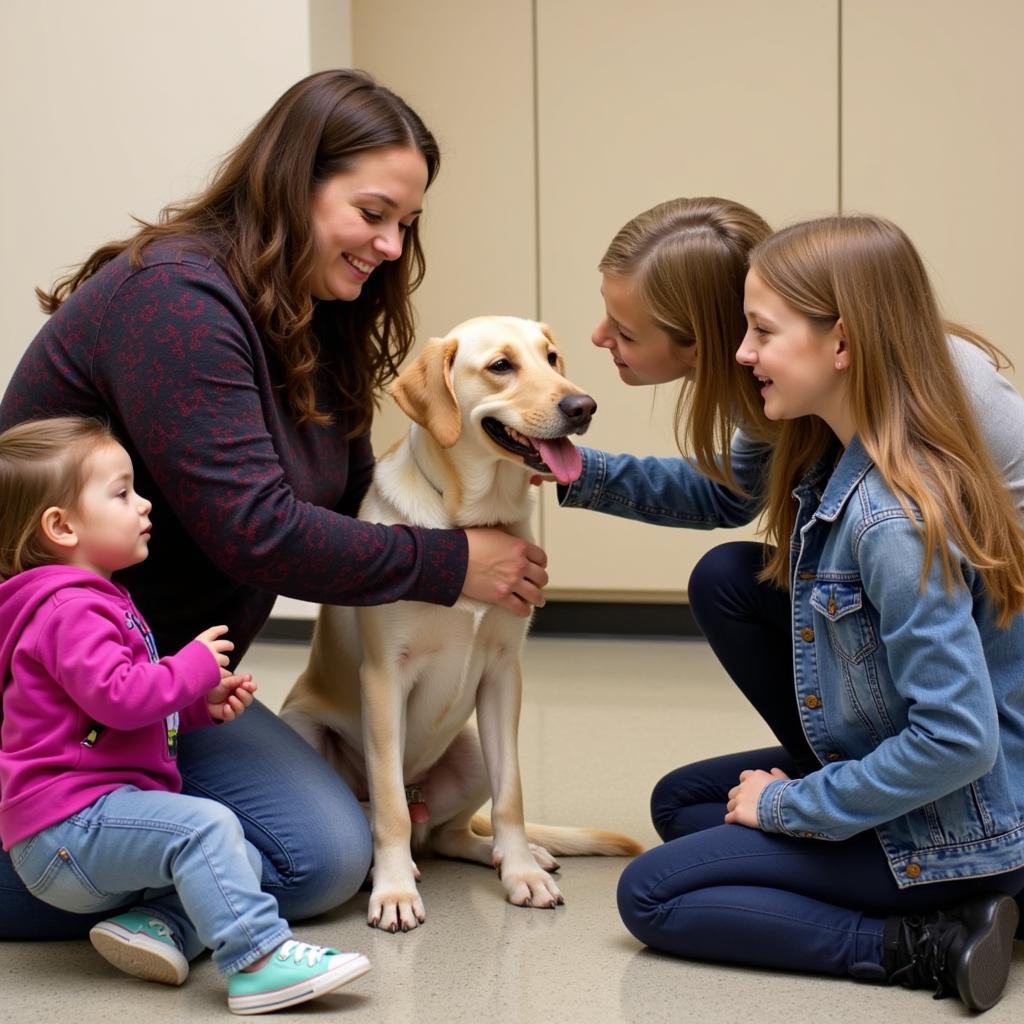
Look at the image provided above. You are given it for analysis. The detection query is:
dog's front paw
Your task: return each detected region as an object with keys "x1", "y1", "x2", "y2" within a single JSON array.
[
  {"x1": 493, "y1": 851, "x2": 564, "y2": 909},
  {"x1": 504, "y1": 868, "x2": 564, "y2": 909},
  {"x1": 368, "y1": 882, "x2": 426, "y2": 932}
]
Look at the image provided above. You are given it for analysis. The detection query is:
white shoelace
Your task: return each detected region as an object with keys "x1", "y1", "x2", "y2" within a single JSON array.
[
  {"x1": 276, "y1": 940, "x2": 329, "y2": 967},
  {"x1": 147, "y1": 918, "x2": 172, "y2": 940}
]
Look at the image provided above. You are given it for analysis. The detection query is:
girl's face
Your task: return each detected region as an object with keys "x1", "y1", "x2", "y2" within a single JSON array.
[
  {"x1": 309, "y1": 146, "x2": 429, "y2": 302},
  {"x1": 592, "y1": 273, "x2": 697, "y2": 386},
  {"x1": 737, "y1": 269, "x2": 853, "y2": 443},
  {"x1": 61, "y1": 442, "x2": 153, "y2": 578}
]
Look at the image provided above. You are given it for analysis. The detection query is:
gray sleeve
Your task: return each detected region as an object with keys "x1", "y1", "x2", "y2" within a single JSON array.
[{"x1": 948, "y1": 335, "x2": 1024, "y2": 516}]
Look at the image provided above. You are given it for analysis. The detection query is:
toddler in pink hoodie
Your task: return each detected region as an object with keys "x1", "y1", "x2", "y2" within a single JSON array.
[{"x1": 0, "y1": 418, "x2": 370, "y2": 1014}]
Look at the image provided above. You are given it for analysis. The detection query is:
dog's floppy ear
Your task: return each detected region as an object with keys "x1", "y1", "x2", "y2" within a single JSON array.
[
  {"x1": 538, "y1": 321, "x2": 566, "y2": 375},
  {"x1": 389, "y1": 338, "x2": 461, "y2": 448}
]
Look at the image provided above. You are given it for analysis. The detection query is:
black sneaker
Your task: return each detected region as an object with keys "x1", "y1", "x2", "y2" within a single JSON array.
[{"x1": 884, "y1": 894, "x2": 1018, "y2": 1011}]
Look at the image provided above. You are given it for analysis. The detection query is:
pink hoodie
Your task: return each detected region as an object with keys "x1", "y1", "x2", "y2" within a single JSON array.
[{"x1": 0, "y1": 565, "x2": 220, "y2": 850}]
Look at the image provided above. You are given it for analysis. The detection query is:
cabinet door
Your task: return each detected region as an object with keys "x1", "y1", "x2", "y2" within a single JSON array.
[
  {"x1": 535, "y1": 0, "x2": 838, "y2": 595},
  {"x1": 843, "y1": 0, "x2": 1024, "y2": 367}
]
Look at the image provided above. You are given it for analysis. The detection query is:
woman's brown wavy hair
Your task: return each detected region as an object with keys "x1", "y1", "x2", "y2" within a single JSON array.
[
  {"x1": 37, "y1": 69, "x2": 440, "y2": 435},
  {"x1": 599, "y1": 197, "x2": 774, "y2": 490}
]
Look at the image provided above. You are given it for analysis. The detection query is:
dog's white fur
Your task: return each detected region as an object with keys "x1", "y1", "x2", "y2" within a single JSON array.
[{"x1": 279, "y1": 316, "x2": 641, "y2": 932}]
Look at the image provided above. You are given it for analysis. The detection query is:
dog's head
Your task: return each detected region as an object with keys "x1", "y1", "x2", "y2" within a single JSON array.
[{"x1": 389, "y1": 316, "x2": 596, "y2": 485}]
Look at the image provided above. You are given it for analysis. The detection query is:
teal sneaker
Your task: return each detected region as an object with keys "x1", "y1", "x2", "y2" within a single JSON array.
[
  {"x1": 227, "y1": 939, "x2": 371, "y2": 1015},
  {"x1": 89, "y1": 911, "x2": 189, "y2": 986}
]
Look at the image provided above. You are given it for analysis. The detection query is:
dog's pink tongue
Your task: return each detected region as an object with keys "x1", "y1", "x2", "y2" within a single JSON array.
[{"x1": 535, "y1": 437, "x2": 583, "y2": 485}]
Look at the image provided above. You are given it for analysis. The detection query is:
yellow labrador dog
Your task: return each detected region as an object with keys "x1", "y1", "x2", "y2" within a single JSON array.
[{"x1": 280, "y1": 316, "x2": 641, "y2": 932}]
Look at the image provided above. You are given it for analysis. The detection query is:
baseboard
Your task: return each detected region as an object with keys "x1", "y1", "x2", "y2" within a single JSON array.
[{"x1": 257, "y1": 600, "x2": 702, "y2": 644}]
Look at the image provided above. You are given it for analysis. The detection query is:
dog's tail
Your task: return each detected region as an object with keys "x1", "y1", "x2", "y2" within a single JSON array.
[{"x1": 470, "y1": 814, "x2": 643, "y2": 857}]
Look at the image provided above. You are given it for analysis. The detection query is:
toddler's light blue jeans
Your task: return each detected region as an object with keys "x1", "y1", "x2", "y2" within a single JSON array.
[
  {"x1": 0, "y1": 702, "x2": 372, "y2": 942},
  {"x1": 11, "y1": 786, "x2": 291, "y2": 975}
]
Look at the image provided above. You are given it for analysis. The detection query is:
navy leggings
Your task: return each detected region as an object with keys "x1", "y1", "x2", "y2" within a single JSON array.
[{"x1": 616, "y1": 541, "x2": 1024, "y2": 977}]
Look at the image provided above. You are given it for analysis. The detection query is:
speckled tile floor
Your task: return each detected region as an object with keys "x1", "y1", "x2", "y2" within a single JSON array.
[{"x1": 2, "y1": 635, "x2": 1022, "y2": 1023}]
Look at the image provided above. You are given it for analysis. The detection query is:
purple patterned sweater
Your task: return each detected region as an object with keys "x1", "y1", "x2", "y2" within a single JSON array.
[{"x1": 0, "y1": 239, "x2": 468, "y2": 662}]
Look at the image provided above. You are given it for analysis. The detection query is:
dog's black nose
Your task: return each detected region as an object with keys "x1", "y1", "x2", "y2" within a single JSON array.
[{"x1": 559, "y1": 394, "x2": 597, "y2": 424}]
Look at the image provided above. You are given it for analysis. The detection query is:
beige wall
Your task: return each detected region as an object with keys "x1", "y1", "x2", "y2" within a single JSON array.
[
  {"x1": 533, "y1": 0, "x2": 837, "y2": 596},
  {"x1": 842, "y1": 0, "x2": 1023, "y2": 349},
  {"x1": 0, "y1": 0, "x2": 328, "y2": 389}
]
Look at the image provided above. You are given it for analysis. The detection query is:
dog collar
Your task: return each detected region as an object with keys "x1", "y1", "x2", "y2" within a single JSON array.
[
  {"x1": 405, "y1": 785, "x2": 431, "y2": 824},
  {"x1": 408, "y1": 441, "x2": 445, "y2": 498}
]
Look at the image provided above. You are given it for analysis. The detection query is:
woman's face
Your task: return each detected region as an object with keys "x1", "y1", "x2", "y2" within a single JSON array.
[
  {"x1": 591, "y1": 273, "x2": 697, "y2": 385},
  {"x1": 309, "y1": 146, "x2": 429, "y2": 302}
]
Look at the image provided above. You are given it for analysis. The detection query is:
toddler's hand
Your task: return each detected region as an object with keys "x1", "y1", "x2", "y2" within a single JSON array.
[
  {"x1": 724, "y1": 767, "x2": 790, "y2": 829},
  {"x1": 207, "y1": 671, "x2": 257, "y2": 722},
  {"x1": 195, "y1": 624, "x2": 233, "y2": 670}
]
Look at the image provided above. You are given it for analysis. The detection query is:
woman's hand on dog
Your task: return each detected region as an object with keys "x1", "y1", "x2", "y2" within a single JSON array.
[{"x1": 463, "y1": 527, "x2": 548, "y2": 616}]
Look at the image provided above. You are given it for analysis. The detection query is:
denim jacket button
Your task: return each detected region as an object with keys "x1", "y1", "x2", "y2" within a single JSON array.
[
  {"x1": 826, "y1": 751, "x2": 841, "y2": 762},
  {"x1": 905, "y1": 863, "x2": 922, "y2": 878},
  {"x1": 800, "y1": 626, "x2": 815, "y2": 642},
  {"x1": 804, "y1": 694, "x2": 821, "y2": 710}
]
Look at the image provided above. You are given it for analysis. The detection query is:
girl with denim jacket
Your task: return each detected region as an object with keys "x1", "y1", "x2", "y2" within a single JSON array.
[{"x1": 613, "y1": 216, "x2": 1024, "y2": 1010}]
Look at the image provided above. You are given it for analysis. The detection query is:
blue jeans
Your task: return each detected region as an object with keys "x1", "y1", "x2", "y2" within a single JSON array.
[
  {"x1": 687, "y1": 541, "x2": 819, "y2": 774},
  {"x1": 10, "y1": 787, "x2": 291, "y2": 975},
  {"x1": 620, "y1": 747, "x2": 1024, "y2": 976},
  {"x1": 0, "y1": 702, "x2": 371, "y2": 941},
  {"x1": 621, "y1": 540, "x2": 1024, "y2": 975}
]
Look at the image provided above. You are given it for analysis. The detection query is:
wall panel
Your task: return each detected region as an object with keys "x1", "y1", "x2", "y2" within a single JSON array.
[
  {"x1": 843, "y1": 0, "x2": 1024, "y2": 369},
  {"x1": 535, "y1": 0, "x2": 838, "y2": 595}
]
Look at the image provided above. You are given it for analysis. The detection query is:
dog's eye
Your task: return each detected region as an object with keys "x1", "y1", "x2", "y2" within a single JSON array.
[
  {"x1": 488, "y1": 359, "x2": 515, "y2": 374},
  {"x1": 547, "y1": 351, "x2": 559, "y2": 367}
]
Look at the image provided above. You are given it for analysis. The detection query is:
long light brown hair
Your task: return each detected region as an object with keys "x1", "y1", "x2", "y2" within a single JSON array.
[
  {"x1": 0, "y1": 417, "x2": 116, "y2": 579},
  {"x1": 37, "y1": 70, "x2": 440, "y2": 435},
  {"x1": 599, "y1": 197, "x2": 774, "y2": 488},
  {"x1": 751, "y1": 216, "x2": 1024, "y2": 623}
]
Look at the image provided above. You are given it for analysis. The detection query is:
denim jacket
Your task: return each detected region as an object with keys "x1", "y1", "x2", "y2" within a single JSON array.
[
  {"x1": 755, "y1": 437, "x2": 1024, "y2": 887},
  {"x1": 564, "y1": 434, "x2": 1024, "y2": 887}
]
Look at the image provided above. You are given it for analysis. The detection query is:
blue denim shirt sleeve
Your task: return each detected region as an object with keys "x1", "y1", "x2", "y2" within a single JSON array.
[
  {"x1": 556, "y1": 430, "x2": 768, "y2": 529},
  {"x1": 757, "y1": 514, "x2": 1000, "y2": 840}
]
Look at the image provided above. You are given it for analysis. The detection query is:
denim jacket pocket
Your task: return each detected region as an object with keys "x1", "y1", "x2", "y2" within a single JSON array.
[
  {"x1": 810, "y1": 581, "x2": 879, "y2": 664},
  {"x1": 11, "y1": 835, "x2": 111, "y2": 914}
]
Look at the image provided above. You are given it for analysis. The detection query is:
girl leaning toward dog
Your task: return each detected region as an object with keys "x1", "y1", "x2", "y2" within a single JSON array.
[{"x1": 0, "y1": 70, "x2": 549, "y2": 944}]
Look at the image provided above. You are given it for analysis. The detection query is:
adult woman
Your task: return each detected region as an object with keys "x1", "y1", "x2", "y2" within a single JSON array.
[
  {"x1": 559, "y1": 197, "x2": 1024, "y2": 770},
  {"x1": 0, "y1": 69, "x2": 547, "y2": 940}
]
